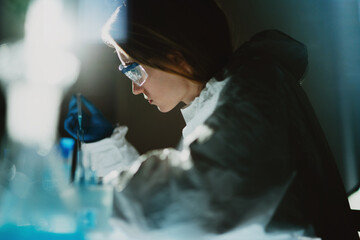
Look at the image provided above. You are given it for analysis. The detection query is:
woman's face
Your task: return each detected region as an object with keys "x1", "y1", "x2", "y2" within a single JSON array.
[{"x1": 115, "y1": 48, "x2": 203, "y2": 113}]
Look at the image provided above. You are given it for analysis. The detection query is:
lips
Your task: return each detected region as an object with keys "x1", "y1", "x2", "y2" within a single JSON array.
[{"x1": 143, "y1": 94, "x2": 153, "y2": 104}]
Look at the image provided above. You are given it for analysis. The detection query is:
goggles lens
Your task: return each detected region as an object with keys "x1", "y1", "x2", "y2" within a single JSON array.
[{"x1": 119, "y1": 63, "x2": 148, "y2": 86}]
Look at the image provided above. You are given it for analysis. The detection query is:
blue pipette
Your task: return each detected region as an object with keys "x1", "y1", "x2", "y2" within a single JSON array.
[
  {"x1": 74, "y1": 93, "x2": 85, "y2": 183},
  {"x1": 75, "y1": 93, "x2": 97, "y2": 184},
  {"x1": 76, "y1": 93, "x2": 84, "y2": 143}
]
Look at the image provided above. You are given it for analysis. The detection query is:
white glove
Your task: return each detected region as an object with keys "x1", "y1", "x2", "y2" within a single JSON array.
[{"x1": 82, "y1": 126, "x2": 139, "y2": 178}]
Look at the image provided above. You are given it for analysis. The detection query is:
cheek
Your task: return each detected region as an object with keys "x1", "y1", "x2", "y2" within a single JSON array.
[
  {"x1": 142, "y1": 67, "x2": 185, "y2": 109},
  {"x1": 145, "y1": 71, "x2": 170, "y2": 95}
]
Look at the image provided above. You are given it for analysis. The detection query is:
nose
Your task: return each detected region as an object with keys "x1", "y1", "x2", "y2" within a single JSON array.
[{"x1": 132, "y1": 81, "x2": 143, "y2": 95}]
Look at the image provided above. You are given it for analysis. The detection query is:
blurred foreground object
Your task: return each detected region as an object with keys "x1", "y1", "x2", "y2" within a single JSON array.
[
  {"x1": 0, "y1": 0, "x2": 80, "y2": 147},
  {"x1": 0, "y1": 0, "x2": 113, "y2": 238}
]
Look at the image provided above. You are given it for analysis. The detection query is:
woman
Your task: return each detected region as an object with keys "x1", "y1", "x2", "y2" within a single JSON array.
[{"x1": 65, "y1": 0, "x2": 357, "y2": 239}]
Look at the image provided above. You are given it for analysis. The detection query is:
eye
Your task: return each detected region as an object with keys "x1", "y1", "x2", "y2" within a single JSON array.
[{"x1": 124, "y1": 61, "x2": 134, "y2": 67}]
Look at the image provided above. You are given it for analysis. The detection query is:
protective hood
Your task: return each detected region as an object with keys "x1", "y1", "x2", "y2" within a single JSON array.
[{"x1": 222, "y1": 30, "x2": 308, "y2": 82}]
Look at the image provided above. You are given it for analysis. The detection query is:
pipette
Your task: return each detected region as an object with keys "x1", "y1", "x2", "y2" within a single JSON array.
[
  {"x1": 76, "y1": 93, "x2": 84, "y2": 143},
  {"x1": 75, "y1": 93, "x2": 97, "y2": 184},
  {"x1": 72, "y1": 93, "x2": 85, "y2": 183}
]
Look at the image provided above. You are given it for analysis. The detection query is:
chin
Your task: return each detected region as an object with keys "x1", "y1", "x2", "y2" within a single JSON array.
[{"x1": 157, "y1": 105, "x2": 173, "y2": 113}]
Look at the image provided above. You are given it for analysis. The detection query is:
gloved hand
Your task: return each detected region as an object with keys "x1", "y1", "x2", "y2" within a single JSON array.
[
  {"x1": 64, "y1": 95, "x2": 115, "y2": 143},
  {"x1": 82, "y1": 126, "x2": 140, "y2": 178}
]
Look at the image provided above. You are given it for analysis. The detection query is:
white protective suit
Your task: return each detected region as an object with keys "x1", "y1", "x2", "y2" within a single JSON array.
[{"x1": 82, "y1": 30, "x2": 357, "y2": 240}]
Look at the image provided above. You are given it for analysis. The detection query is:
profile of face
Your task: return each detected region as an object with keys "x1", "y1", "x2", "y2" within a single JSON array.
[{"x1": 115, "y1": 48, "x2": 204, "y2": 113}]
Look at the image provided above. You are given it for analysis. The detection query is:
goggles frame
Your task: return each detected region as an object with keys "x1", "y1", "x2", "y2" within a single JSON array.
[{"x1": 119, "y1": 62, "x2": 148, "y2": 86}]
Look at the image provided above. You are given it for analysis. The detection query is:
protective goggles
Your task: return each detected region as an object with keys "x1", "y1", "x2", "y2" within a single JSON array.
[{"x1": 119, "y1": 62, "x2": 148, "y2": 87}]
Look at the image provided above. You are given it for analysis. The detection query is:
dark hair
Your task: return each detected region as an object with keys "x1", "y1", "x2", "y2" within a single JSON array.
[{"x1": 103, "y1": 0, "x2": 233, "y2": 83}]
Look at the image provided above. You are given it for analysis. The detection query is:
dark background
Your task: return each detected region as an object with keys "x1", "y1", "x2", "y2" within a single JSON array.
[{"x1": 0, "y1": 0, "x2": 359, "y2": 192}]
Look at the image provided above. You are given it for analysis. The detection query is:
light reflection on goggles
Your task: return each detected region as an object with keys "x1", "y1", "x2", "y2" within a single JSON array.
[{"x1": 119, "y1": 63, "x2": 148, "y2": 86}]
